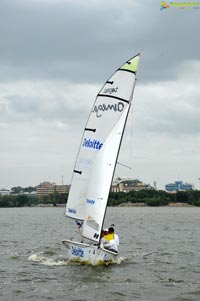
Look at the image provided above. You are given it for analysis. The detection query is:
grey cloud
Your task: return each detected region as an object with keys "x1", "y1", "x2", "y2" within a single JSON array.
[
  {"x1": 2, "y1": 94, "x2": 88, "y2": 127},
  {"x1": 0, "y1": 0, "x2": 200, "y2": 189},
  {"x1": 0, "y1": 0, "x2": 199, "y2": 83}
]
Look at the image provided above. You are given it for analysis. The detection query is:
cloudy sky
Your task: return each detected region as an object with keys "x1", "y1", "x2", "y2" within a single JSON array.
[{"x1": 0, "y1": 0, "x2": 200, "y2": 190}]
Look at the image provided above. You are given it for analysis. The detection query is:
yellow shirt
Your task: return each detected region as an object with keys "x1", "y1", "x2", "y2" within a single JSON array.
[{"x1": 104, "y1": 233, "x2": 114, "y2": 241}]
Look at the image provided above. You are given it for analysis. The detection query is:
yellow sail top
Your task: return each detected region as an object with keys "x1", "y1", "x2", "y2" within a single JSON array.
[{"x1": 120, "y1": 53, "x2": 141, "y2": 73}]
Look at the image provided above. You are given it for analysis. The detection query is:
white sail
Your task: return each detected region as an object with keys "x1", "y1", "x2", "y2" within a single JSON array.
[{"x1": 66, "y1": 53, "x2": 141, "y2": 242}]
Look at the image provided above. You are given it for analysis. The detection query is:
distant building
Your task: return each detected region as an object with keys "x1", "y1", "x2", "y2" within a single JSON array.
[
  {"x1": 0, "y1": 189, "x2": 11, "y2": 196},
  {"x1": 18, "y1": 191, "x2": 37, "y2": 196},
  {"x1": 55, "y1": 185, "x2": 70, "y2": 194},
  {"x1": 36, "y1": 182, "x2": 70, "y2": 196},
  {"x1": 165, "y1": 181, "x2": 193, "y2": 192},
  {"x1": 111, "y1": 178, "x2": 153, "y2": 193}
]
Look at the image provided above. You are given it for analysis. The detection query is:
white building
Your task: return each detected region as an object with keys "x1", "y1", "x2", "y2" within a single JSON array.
[{"x1": 0, "y1": 189, "x2": 11, "y2": 196}]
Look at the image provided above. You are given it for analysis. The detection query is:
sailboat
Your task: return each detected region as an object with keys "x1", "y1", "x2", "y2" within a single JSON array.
[{"x1": 62, "y1": 53, "x2": 141, "y2": 265}]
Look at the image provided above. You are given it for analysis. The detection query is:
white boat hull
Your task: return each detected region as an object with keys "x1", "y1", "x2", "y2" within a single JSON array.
[{"x1": 62, "y1": 239, "x2": 118, "y2": 265}]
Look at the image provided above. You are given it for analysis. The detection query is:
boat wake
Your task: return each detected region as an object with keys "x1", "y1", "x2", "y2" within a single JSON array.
[
  {"x1": 28, "y1": 252, "x2": 126, "y2": 266},
  {"x1": 28, "y1": 253, "x2": 69, "y2": 266}
]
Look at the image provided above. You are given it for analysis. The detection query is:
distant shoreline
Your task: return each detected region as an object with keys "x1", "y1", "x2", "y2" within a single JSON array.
[
  {"x1": 35, "y1": 202, "x2": 195, "y2": 208},
  {"x1": 0, "y1": 202, "x2": 197, "y2": 208},
  {"x1": 117, "y1": 202, "x2": 194, "y2": 207}
]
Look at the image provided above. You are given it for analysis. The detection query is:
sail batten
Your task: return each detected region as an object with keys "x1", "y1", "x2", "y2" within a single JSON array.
[
  {"x1": 66, "y1": 54, "x2": 141, "y2": 242},
  {"x1": 74, "y1": 170, "x2": 82, "y2": 175},
  {"x1": 118, "y1": 68, "x2": 136, "y2": 75},
  {"x1": 97, "y1": 94, "x2": 130, "y2": 103},
  {"x1": 85, "y1": 128, "x2": 96, "y2": 132}
]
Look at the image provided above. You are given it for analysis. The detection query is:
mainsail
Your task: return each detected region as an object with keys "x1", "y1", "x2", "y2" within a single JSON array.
[{"x1": 66, "y1": 53, "x2": 141, "y2": 242}]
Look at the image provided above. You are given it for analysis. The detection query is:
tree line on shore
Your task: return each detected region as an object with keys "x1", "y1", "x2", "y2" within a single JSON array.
[{"x1": 0, "y1": 188, "x2": 200, "y2": 207}]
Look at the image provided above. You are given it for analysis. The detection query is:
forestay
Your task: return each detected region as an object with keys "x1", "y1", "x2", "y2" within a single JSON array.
[{"x1": 66, "y1": 54, "x2": 141, "y2": 242}]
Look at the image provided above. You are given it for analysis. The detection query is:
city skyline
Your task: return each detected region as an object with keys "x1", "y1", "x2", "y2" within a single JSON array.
[
  {"x1": 0, "y1": 177, "x2": 198, "y2": 191},
  {"x1": 0, "y1": 0, "x2": 200, "y2": 190}
]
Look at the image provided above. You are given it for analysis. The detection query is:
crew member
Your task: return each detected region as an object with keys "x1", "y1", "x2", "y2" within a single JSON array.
[{"x1": 101, "y1": 226, "x2": 119, "y2": 253}]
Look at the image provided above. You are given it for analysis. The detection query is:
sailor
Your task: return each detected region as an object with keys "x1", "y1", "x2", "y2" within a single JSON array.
[
  {"x1": 103, "y1": 228, "x2": 109, "y2": 238},
  {"x1": 101, "y1": 226, "x2": 119, "y2": 253}
]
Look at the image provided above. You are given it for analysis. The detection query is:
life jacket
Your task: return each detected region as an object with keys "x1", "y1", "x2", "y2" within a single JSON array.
[{"x1": 104, "y1": 233, "x2": 114, "y2": 241}]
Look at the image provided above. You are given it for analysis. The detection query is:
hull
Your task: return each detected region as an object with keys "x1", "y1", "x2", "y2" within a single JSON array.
[{"x1": 62, "y1": 239, "x2": 118, "y2": 265}]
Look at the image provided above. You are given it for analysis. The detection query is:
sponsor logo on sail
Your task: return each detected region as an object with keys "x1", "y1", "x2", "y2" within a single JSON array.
[
  {"x1": 82, "y1": 138, "x2": 103, "y2": 150},
  {"x1": 71, "y1": 246, "x2": 84, "y2": 257},
  {"x1": 92, "y1": 102, "x2": 124, "y2": 118},
  {"x1": 86, "y1": 198, "x2": 95, "y2": 205},
  {"x1": 103, "y1": 86, "x2": 119, "y2": 94},
  {"x1": 68, "y1": 208, "x2": 76, "y2": 214}
]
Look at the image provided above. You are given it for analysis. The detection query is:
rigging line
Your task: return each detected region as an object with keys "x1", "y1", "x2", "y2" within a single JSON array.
[
  {"x1": 130, "y1": 96, "x2": 134, "y2": 179},
  {"x1": 117, "y1": 162, "x2": 131, "y2": 170}
]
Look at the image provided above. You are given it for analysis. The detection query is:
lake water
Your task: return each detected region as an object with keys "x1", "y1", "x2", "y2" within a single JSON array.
[{"x1": 0, "y1": 206, "x2": 200, "y2": 301}]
